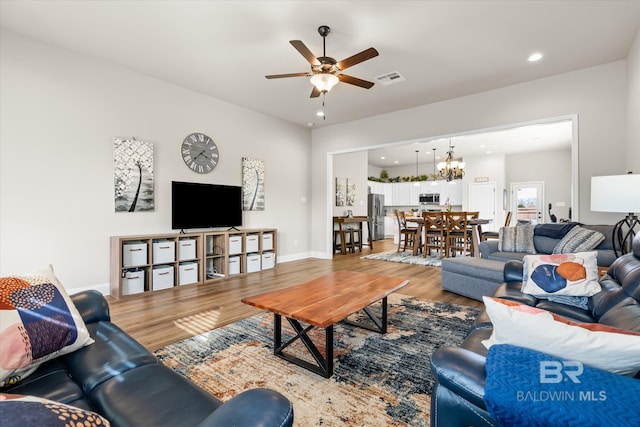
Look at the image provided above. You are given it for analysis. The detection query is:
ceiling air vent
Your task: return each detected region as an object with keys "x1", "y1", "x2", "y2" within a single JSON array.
[{"x1": 374, "y1": 71, "x2": 406, "y2": 86}]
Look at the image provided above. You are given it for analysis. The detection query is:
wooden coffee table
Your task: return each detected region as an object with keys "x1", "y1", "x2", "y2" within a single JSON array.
[{"x1": 241, "y1": 270, "x2": 409, "y2": 378}]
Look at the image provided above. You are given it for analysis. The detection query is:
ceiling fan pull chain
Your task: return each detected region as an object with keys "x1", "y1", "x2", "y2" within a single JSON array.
[{"x1": 322, "y1": 93, "x2": 327, "y2": 120}]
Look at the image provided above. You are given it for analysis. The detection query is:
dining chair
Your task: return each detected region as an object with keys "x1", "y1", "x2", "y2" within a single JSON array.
[
  {"x1": 395, "y1": 209, "x2": 419, "y2": 253},
  {"x1": 445, "y1": 211, "x2": 471, "y2": 257},
  {"x1": 423, "y1": 211, "x2": 446, "y2": 258},
  {"x1": 465, "y1": 211, "x2": 483, "y2": 255},
  {"x1": 481, "y1": 211, "x2": 512, "y2": 241}
]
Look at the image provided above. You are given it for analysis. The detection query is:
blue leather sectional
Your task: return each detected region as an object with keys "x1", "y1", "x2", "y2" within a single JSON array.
[
  {"x1": 0, "y1": 290, "x2": 294, "y2": 427},
  {"x1": 430, "y1": 232, "x2": 640, "y2": 427}
]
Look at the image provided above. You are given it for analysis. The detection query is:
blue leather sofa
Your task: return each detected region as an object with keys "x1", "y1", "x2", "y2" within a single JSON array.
[
  {"x1": 430, "y1": 232, "x2": 640, "y2": 427},
  {"x1": 0, "y1": 290, "x2": 294, "y2": 427}
]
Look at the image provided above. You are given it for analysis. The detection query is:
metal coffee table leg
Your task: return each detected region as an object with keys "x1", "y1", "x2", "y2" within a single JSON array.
[{"x1": 274, "y1": 314, "x2": 334, "y2": 378}]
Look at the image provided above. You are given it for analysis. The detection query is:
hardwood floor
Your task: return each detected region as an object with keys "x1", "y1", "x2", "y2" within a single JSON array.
[{"x1": 107, "y1": 238, "x2": 483, "y2": 351}]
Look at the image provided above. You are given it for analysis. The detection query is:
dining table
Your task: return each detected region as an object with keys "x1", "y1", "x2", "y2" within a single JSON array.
[{"x1": 406, "y1": 214, "x2": 491, "y2": 257}]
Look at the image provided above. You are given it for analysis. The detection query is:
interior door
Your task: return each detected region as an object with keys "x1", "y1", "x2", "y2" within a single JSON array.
[
  {"x1": 468, "y1": 183, "x2": 497, "y2": 231},
  {"x1": 511, "y1": 181, "x2": 545, "y2": 224}
]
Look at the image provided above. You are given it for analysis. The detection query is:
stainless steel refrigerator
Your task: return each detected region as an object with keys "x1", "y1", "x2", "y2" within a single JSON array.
[{"x1": 368, "y1": 193, "x2": 385, "y2": 240}]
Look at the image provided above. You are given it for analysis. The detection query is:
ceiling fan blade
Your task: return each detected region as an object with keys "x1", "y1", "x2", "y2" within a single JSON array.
[
  {"x1": 310, "y1": 86, "x2": 321, "y2": 98},
  {"x1": 265, "y1": 72, "x2": 310, "y2": 79},
  {"x1": 336, "y1": 47, "x2": 379, "y2": 70},
  {"x1": 338, "y1": 74, "x2": 375, "y2": 89},
  {"x1": 290, "y1": 40, "x2": 320, "y2": 65}
]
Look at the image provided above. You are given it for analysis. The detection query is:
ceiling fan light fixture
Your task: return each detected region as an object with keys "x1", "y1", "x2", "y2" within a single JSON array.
[{"x1": 310, "y1": 73, "x2": 339, "y2": 92}]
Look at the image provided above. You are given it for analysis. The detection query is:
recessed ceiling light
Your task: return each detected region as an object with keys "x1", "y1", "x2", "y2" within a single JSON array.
[
  {"x1": 316, "y1": 111, "x2": 325, "y2": 117},
  {"x1": 394, "y1": 160, "x2": 399, "y2": 164},
  {"x1": 380, "y1": 156, "x2": 386, "y2": 160},
  {"x1": 486, "y1": 150, "x2": 492, "y2": 154},
  {"x1": 480, "y1": 144, "x2": 486, "y2": 148},
  {"x1": 528, "y1": 52, "x2": 543, "y2": 62}
]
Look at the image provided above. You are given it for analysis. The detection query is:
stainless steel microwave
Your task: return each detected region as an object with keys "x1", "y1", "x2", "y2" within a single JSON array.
[{"x1": 419, "y1": 193, "x2": 440, "y2": 204}]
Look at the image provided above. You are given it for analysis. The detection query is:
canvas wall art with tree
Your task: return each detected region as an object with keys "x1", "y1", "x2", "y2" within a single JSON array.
[{"x1": 114, "y1": 137, "x2": 154, "y2": 212}]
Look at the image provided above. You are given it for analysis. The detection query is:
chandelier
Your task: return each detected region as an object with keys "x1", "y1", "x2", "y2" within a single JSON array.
[{"x1": 437, "y1": 140, "x2": 466, "y2": 182}]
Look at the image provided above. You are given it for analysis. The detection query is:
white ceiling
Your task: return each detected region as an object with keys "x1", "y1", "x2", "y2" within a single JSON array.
[
  {"x1": 2, "y1": 0, "x2": 639, "y2": 134},
  {"x1": 368, "y1": 119, "x2": 573, "y2": 168}
]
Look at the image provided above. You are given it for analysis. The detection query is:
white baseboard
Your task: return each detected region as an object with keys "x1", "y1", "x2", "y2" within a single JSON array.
[
  {"x1": 277, "y1": 252, "x2": 312, "y2": 263},
  {"x1": 67, "y1": 252, "x2": 332, "y2": 296},
  {"x1": 68, "y1": 282, "x2": 110, "y2": 296}
]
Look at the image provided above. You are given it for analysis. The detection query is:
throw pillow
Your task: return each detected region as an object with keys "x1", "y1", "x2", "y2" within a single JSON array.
[
  {"x1": 521, "y1": 251, "x2": 601, "y2": 297},
  {"x1": 498, "y1": 224, "x2": 536, "y2": 254},
  {"x1": 481, "y1": 297, "x2": 640, "y2": 376},
  {"x1": 0, "y1": 393, "x2": 110, "y2": 426},
  {"x1": 0, "y1": 265, "x2": 94, "y2": 387},
  {"x1": 552, "y1": 225, "x2": 605, "y2": 254}
]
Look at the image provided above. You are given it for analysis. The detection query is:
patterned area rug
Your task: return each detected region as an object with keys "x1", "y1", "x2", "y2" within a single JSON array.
[
  {"x1": 362, "y1": 250, "x2": 443, "y2": 267},
  {"x1": 155, "y1": 294, "x2": 479, "y2": 426}
]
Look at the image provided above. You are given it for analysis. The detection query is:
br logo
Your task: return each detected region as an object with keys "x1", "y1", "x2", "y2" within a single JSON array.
[{"x1": 540, "y1": 361, "x2": 583, "y2": 384}]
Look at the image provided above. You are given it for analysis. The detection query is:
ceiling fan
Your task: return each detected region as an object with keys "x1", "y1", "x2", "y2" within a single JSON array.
[{"x1": 265, "y1": 25, "x2": 379, "y2": 98}]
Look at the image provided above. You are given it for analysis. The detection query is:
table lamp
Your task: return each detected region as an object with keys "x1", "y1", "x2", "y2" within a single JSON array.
[{"x1": 590, "y1": 173, "x2": 640, "y2": 256}]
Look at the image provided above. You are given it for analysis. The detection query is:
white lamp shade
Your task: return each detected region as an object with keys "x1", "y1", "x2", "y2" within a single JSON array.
[
  {"x1": 591, "y1": 174, "x2": 640, "y2": 213},
  {"x1": 310, "y1": 73, "x2": 339, "y2": 92}
]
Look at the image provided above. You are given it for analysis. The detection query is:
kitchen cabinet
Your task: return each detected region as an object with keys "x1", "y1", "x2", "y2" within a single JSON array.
[
  {"x1": 384, "y1": 216, "x2": 395, "y2": 237},
  {"x1": 383, "y1": 182, "x2": 393, "y2": 204},
  {"x1": 368, "y1": 181, "x2": 392, "y2": 206},
  {"x1": 368, "y1": 180, "x2": 383, "y2": 195},
  {"x1": 392, "y1": 182, "x2": 412, "y2": 205},
  {"x1": 439, "y1": 180, "x2": 463, "y2": 205},
  {"x1": 420, "y1": 181, "x2": 440, "y2": 194},
  {"x1": 369, "y1": 181, "x2": 458, "y2": 206},
  {"x1": 409, "y1": 182, "x2": 422, "y2": 205}
]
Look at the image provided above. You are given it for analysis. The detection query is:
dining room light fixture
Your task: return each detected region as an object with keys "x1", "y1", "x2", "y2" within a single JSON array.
[
  {"x1": 437, "y1": 139, "x2": 465, "y2": 182},
  {"x1": 590, "y1": 172, "x2": 640, "y2": 256}
]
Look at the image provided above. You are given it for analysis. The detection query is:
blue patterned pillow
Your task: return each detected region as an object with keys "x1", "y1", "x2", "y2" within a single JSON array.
[
  {"x1": 522, "y1": 251, "x2": 601, "y2": 297},
  {"x1": 553, "y1": 225, "x2": 605, "y2": 254},
  {"x1": 0, "y1": 265, "x2": 94, "y2": 386},
  {"x1": 0, "y1": 393, "x2": 110, "y2": 426}
]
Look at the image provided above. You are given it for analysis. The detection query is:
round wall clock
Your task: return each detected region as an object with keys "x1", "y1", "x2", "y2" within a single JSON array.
[{"x1": 181, "y1": 132, "x2": 219, "y2": 173}]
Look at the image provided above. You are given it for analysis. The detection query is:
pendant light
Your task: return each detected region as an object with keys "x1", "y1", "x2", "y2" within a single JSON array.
[
  {"x1": 431, "y1": 148, "x2": 438, "y2": 185},
  {"x1": 414, "y1": 150, "x2": 420, "y2": 186}
]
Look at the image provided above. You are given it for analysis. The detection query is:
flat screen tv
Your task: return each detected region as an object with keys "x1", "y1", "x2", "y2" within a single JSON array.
[{"x1": 171, "y1": 181, "x2": 242, "y2": 230}]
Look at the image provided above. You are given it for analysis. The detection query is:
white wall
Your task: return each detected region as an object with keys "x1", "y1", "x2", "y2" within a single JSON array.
[
  {"x1": 506, "y1": 149, "x2": 572, "y2": 221},
  {"x1": 628, "y1": 29, "x2": 640, "y2": 170},
  {"x1": 311, "y1": 61, "x2": 628, "y2": 256},
  {"x1": 332, "y1": 151, "x2": 368, "y2": 217},
  {"x1": 0, "y1": 30, "x2": 312, "y2": 291}
]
